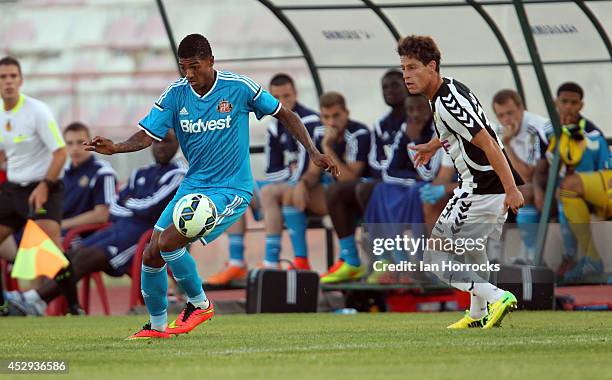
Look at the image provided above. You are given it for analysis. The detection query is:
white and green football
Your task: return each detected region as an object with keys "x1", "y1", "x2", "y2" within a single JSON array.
[{"x1": 172, "y1": 193, "x2": 217, "y2": 238}]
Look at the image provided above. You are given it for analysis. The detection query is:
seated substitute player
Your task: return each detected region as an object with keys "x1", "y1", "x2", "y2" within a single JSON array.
[
  {"x1": 0, "y1": 56, "x2": 66, "y2": 316},
  {"x1": 400, "y1": 35, "x2": 524, "y2": 329},
  {"x1": 534, "y1": 82, "x2": 610, "y2": 281},
  {"x1": 354, "y1": 69, "x2": 409, "y2": 208},
  {"x1": 85, "y1": 34, "x2": 337, "y2": 339},
  {"x1": 535, "y1": 83, "x2": 606, "y2": 275},
  {"x1": 491, "y1": 89, "x2": 548, "y2": 264},
  {"x1": 257, "y1": 76, "x2": 321, "y2": 271},
  {"x1": 8, "y1": 131, "x2": 185, "y2": 316},
  {"x1": 61, "y1": 122, "x2": 117, "y2": 233},
  {"x1": 208, "y1": 73, "x2": 320, "y2": 284},
  {"x1": 362, "y1": 93, "x2": 446, "y2": 284},
  {"x1": 286, "y1": 91, "x2": 371, "y2": 283},
  {"x1": 322, "y1": 70, "x2": 407, "y2": 282}
]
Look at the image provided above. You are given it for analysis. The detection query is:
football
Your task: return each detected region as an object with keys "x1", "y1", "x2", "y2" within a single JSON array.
[{"x1": 172, "y1": 193, "x2": 218, "y2": 238}]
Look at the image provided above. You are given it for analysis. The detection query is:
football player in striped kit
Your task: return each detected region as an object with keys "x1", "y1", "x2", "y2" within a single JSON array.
[{"x1": 398, "y1": 35, "x2": 524, "y2": 329}]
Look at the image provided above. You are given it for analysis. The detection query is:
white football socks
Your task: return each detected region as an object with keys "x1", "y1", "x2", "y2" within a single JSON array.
[
  {"x1": 470, "y1": 283, "x2": 505, "y2": 304},
  {"x1": 263, "y1": 260, "x2": 279, "y2": 268},
  {"x1": 465, "y1": 248, "x2": 491, "y2": 319},
  {"x1": 229, "y1": 259, "x2": 246, "y2": 268},
  {"x1": 192, "y1": 299, "x2": 210, "y2": 310},
  {"x1": 470, "y1": 294, "x2": 488, "y2": 320},
  {"x1": 424, "y1": 249, "x2": 505, "y2": 305}
]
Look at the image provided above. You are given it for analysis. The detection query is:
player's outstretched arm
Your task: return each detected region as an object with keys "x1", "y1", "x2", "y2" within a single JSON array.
[
  {"x1": 471, "y1": 129, "x2": 524, "y2": 213},
  {"x1": 275, "y1": 106, "x2": 339, "y2": 176},
  {"x1": 409, "y1": 137, "x2": 442, "y2": 167},
  {"x1": 84, "y1": 130, "x2": 153, "y2": 155}
]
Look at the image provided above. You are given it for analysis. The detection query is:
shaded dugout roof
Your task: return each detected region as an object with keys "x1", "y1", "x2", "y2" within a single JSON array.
[{"x1": 159, "y1": 0, "x2": 612, "y2": 135}]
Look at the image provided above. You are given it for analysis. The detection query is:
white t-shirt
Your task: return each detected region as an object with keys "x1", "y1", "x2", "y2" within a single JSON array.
[
  {"x1": 0, "y1": 94, "x2": 65, "y2": 184},
  {"x1": 507, "y1": 111, "x2": 548, "y2": 167}
]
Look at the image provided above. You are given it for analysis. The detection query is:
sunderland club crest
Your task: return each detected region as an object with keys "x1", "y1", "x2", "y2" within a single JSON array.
[
  {"x1": 217, "y1": 99, "x2": 233, "y2": 113},
  {"x1": 79, "y1": 175, "x2": 89, "y2": 187}
]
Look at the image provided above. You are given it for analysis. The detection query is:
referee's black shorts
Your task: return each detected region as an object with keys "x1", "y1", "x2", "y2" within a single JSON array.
[{"x1": 0, "y1": 181, "x2": 64, "y2": 231}]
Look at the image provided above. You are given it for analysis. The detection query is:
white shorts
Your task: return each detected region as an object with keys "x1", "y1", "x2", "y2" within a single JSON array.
[{"x1": 432, "y1": 188, "x2": 507, "y2": 241}]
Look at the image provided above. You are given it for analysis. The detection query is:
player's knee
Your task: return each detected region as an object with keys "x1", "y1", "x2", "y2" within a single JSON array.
[
  {"x1": 261, "y1": 185, "x2": 279, "y2": 207},
  {"x1": 559, "y1": 174, "x2": 582, "y2": 194},
  {"x1": 157, "y1": 234, "x2": 174, "y2": 254},
  {"x1": 142, "y1": 242, "x2": 164, "y2": 267},
  {"x1": 281, "y1": 187, "x2": 295, "y2": 206}
]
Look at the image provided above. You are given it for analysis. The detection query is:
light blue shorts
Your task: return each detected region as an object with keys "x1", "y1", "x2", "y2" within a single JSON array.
[{"x1": 154, "y1": 180, "x2": 251, "y2": 245}]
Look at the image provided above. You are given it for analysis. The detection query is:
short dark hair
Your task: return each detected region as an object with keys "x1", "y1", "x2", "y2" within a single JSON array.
[
  {"x1": 177, "y1": 34, "x2": 213, "y2": 59},
  {"x1": 397, "y1": 35, "x2": 441, "y2": 73},
  {"x1": 382, "y1": 69, "x2": 403, "y2": 81},
  {"x1": 0, "y1": 56, "x2": 22, "y2": 75},
  {"x1": 557, "y1": 82, "x2": 583, "y2": 99},
  {"x1": 269, "y1": 73, "x2": 295, "y2": 89},
  {"x1": 319, "y1": 91, "x2": 346, "y2": 110},
  {"x1": 63, "y1": 122, "x2": 90, "y2": 137},
  {"x1": 492, "y1": 89, "x2": 523, "y2": 108}
]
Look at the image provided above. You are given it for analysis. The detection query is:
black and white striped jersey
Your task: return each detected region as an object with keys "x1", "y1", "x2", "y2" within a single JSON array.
[{"x1": 431, "y1": 77, "x2": 523, "y2": 194}]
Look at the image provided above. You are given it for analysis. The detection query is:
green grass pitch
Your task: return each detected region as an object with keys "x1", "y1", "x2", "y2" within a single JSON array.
[{"x1": 1, "y1": 312, "x2": 611, "y2": 379}]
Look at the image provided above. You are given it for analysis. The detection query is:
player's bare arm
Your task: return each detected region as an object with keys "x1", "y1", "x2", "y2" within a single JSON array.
[
  {"x1": 501, "y1": 123, "x2": 533, "y2": 182},
  {"x1": 409, "y1": 137, "x2": 442, "y2": 167},
  {"x1": 320, "y1": 127, "x2": 362, "y2": 181},
  {"x1": 275, "y1": 106, "x2": 339, "y2": 176},
  {"x1": 471, "y1": 129, "x2": 524, "y2": 213},
  {"x1": 83, "y1": 130, "x2": 153, "y2": 155},
  {"x1": 61, "y1": 204, "x2": 110, "y2": 230},
  {"x1": 502, "y1": 142, "x2": 533, "y2": 183},
  {"x1": 28, "y1": 147, "x2": 67, "y2": 212}
]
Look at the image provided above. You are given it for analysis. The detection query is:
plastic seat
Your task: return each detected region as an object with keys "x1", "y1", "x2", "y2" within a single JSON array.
[
  {"x1": 47, "y1": 223, "x2": 112, "y2": 316},
  {"x1": 1, "y1": 259, "x2": 19, "y2": 291},
  {"x1": 129, "y1": 229, "x2": 153, "y2": 310}
]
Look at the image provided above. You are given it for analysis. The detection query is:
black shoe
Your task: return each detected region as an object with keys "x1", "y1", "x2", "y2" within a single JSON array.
[{"x1": 67, "y1": 305, "x2": 86, "y2": 316}]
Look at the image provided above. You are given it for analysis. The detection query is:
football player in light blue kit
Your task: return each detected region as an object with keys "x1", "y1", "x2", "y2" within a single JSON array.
[{"x1": 85, "y1": 34, "x2": 338, "y2": 340}]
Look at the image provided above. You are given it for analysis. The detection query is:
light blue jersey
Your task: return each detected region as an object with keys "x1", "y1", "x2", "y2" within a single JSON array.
[
  {"x1": 140, "y1": 71, "x2": 281, "y2": 243},
  {"x1": 139, "y1": 70, "x2": 281, "y2": 199}
]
